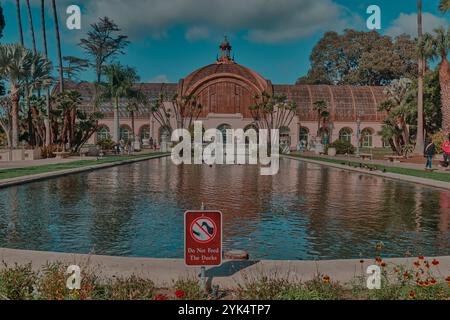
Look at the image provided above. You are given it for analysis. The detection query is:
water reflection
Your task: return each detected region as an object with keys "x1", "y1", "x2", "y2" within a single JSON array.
[{"x1": 0, "y1": 157, "x2": 448, "y2": 260}]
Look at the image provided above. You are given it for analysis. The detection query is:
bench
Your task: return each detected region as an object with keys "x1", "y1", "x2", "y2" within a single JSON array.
[
  {"x1": 54, "y1": 151, "x2": 71, "y2": 159},
  {"x1": 384, "y1": 155, "x2": 404, "y2": 163},
  {"x1": 358, "y1": 153, "x2": 373, "y2": 160}
]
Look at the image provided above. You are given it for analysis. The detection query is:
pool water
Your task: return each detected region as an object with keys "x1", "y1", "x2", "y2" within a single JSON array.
[{"x1": 0, "y1": 157, "x2": 448, "y2": 260}]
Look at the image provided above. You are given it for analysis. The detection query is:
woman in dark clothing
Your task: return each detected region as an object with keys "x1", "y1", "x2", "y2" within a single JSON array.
[{"x1": 424, "y1": 139, "x2": 436, "y2": 170}]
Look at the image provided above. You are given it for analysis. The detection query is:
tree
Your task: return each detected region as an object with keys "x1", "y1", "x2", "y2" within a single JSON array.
[
  {"x1": 0, "y1": 3, "x2": 6, "y2": 40},
  {"x1": 378, "y1": 78, "x2": 414, "y2": 155},
  {"x1": 51, "y1": 0, "x2": 64, "y2": 93},
  {"x1": 439, "y1": 0, "x2": 450, "y2": 12},
  {"x1": 313, "y1": 100, "x2": 329, "y2": 137},
  {"x1": 126, "y1": 88, "x2": 147, "y2": 143},
  {"x1": 423, "y1": 27, "x2": 450, "y2": 132},
  {"x1": 40, "y1": 0, "x2": 51, "y2": 146},
  {"x1": 80, "y1": 17, "x2": 129, "y2": 85},
  {"x1": 102, "y1": 63, "x2": 139, "y2": 142},
  {"x1": 15, "y1": 0, "x2": 24, "y2": 45},
  {"x1": 0, "y1": 44, "x2": 33, "y2": 148},
  {"x1": 415, "y1": 0, "x2": 425, "y2": 154},
  {"x1": 52, "y1": 90, "x2": 103, "y2": 152},
  {"x1": 25, "y1": 0, "x2": 36, "y2": 54},
  {"x1": 151, "y1": 91, "x2": 203, "y2": 134},
  {"x1": 297, "y1": 30, "x2": 417, "y2": 86},
  {"x1": 62, "y1": 56, "x2": 89, "y2": 81},
  {"x1": 0, "y1": 97, "x2": 12, "y2": 148},
  {"x1": 249, "y1": 92, "x2": 297, "y2": 131}
]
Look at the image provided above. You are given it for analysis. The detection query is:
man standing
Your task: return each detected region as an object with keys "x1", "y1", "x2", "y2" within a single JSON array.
[{"x1": 442, "y1": 133, "x2": 450, "y2": 167}]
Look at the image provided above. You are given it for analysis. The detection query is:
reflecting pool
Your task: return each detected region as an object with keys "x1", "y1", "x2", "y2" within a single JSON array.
[{"x1": 0, "y1": 157, "x2": 448, "y2": 260}]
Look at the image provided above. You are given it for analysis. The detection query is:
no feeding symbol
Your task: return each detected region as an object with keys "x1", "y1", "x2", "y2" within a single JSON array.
[{"x1": 190, "y1": 216, "x2": 217, "y2": 243}]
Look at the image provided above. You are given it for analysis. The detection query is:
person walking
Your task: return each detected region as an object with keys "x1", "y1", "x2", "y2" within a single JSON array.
[
  {"x1": 442, "y1": 133, "x2": 450, "y2": 167},
  {"x1": 424, "y1": 138, "x2": 436, "y2": 170}
]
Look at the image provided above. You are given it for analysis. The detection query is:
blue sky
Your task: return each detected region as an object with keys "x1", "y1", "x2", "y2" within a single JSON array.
[{"x1": 1, "y1": 0, "x2": 449, "y2": 84}]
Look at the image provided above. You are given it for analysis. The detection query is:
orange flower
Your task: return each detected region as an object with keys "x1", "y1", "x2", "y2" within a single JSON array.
[
  {"x1": 322, "y1": 275, "x2": 330, "y2": 284},
  {"x1": 403, "y1": 271, "x2": 411, "y2": 279},
  {"x1": 432, "y1": 259, "x2": 439, "y2": 266},
  {"x1": 375, "y1": 257, "x2": 382, "y2": 264},
  {"x1": 423, "y1": 280, "x2": 429, "y2": 287},
  {"x1": 430, "y1": 278, "x2": 437, "y2": 285},
  {"x1": 416, "y1": 280, "x2": 424, "y2": 287},
  {"x1": 408, "y1": 290, "x2": 416, "y2": 299}
]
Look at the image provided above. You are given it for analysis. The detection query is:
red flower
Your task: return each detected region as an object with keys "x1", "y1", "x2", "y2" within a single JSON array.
[
  {"x1": 381, "y1": 262, "x2": 386, "y2": 268},
  {"x1": 418, "y1": 255, "x2": 425, "y2": 260},
  {"x1": 408, "y1": 290, "x2": 416, "y2": 299},
  {"x1": 413, "y1": 261, "x2": 420, "y2": 268},
  {"x1": 322, "y1": 275, "x2": 330, "y2": 284},
  {"x1": 175, "y1": 290, "x2": 185, "y2": 299},
  {"x1": 432, "y1": 259, "x2": 439, "y2": 266},
  {"x1": 424, "y1": 262, "x2": 430, "y2": 269},
  {"x1": 154, "y1": 294, "x2": 168, "y2": 300},
  {"x1": 403, "y1": 271, "x2": 411, "y2": 279},
  {"x1": 430, "y1": 278, "x2": 437, "y2": 285}
]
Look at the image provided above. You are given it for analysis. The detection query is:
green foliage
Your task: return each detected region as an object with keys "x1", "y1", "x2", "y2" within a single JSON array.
[
  {"x1": 173, "y1": 278, "x2": 208, "y2": 300},
  {"x1": 328, "y1": 139, "x2": 355, "y2": 154},
  {"x1": 298, "y1": 30, "x2": 417, "y2": 85},
  {"x1": 431, "y1": 131, "x2": 447, "y2": 154},
  {"x1": 97, "y1": 138, "x2": 114, "y2": 150},
  {"x1": 0, "y1": 262, "x2": 37, "y2": 300},
  {"x1": 104, "y1": 275, "x2": 156, "y2": 300}
]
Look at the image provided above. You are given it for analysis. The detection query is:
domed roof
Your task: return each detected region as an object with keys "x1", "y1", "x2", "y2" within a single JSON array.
[{"x1": 181, "y1": 62, "x2": 269, "y2": 94}]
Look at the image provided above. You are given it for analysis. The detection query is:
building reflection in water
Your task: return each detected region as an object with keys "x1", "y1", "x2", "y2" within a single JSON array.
[{"x1": 0, "y1": 157, "x2": 448, "y2": 260}]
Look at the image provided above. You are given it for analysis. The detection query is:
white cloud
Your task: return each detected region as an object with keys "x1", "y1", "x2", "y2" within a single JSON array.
[
  {"x1": 185, "y1": 26, "x2": 211, "y2": 41},
  {"x1": 148, "y1": 74, "x2": 169, "y2": 83},
  {"x1": 386, "y1": 12, "x2": 448, "y2": 38},
  {"x1": 47, "y1": 0, "x2": 362, "y2": 44}
]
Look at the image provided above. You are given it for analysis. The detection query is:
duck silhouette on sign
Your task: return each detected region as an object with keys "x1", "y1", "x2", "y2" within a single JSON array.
[{"x1": 192, "y1": 220, "x2": 214, "y2": 237}]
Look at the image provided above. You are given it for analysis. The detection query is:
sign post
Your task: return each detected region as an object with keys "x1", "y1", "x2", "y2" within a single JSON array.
[{"x1": 184, "y1": 205, "x2": 222, "y2": 290}]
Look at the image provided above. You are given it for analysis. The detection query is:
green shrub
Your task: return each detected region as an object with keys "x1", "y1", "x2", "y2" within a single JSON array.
[
  {"x1": 173, "y1": 278, "x2": 208, "y2": 300},
  {"x1": 328, "y1": 139, "x2": 355, "y2": 154},
  {"x1": 97, "y1": 138, "x2": 115, "y2": 150},
  {"x1": 431, "y1": 131, "x2": 446, "y2": 154},
  {"x1": 0, "y1": 262, "x2": 37, "y2": 300},
  {"x1": 104, "y1": 275, "x2": 156, "y2": 300}
]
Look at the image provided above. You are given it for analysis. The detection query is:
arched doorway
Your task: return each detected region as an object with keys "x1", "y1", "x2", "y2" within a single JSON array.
[
  {"x1": 299, "y1": 127, "x2": 309, "y2": 146},
  {"x1": 139, "y1": 125, "x2": 150, "y2": 142},
  {"x1": 361, "y1": 128, "x2": 374, "y2": 148},
  {"x1": 280, "y1": 126, "x2": 291, "y2": 149},
  {"x1": 159, "y1": 126, "x2": 171, "y2": 144},
  {"x1": 119, "y1": 125, "x2": 132, "y2": 142}
]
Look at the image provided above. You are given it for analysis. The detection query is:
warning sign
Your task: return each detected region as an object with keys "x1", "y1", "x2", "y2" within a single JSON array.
[{"x1": 185, "y1": 210, "x2": 222, "y2": 266}]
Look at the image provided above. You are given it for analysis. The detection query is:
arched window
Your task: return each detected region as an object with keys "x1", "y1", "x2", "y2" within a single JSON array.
[
  {"x1": 299, "y1": 127, "x2": 309, "y2": 144},
  {"x1": 139, "y1": 125, "x2": 150, "y2": 141},
  {"x1": 217, "y1": 124, "x2": 232, "y2": 144},
  {"x1": 361, "y1": 128, "x2": 374, "y2": 148},
  {"x1": 97, "y1": 126, "x2": 110, "y2": 141},
  {"x1": 339, "y1": 128, "x2": 352, "y2": 143},
  {"x1": 280, "y1": 126, "x2": 291, "y2": 147},
  {"x1": 244, "y1": 124, "x2": 258, "y2": 145},
  {"x1": 119, "y1": 125, "x2": 132, "y2": 142}
]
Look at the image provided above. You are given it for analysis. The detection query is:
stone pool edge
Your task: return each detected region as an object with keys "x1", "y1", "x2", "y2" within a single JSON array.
[
  {"x1": 0, "y1": 153, "x2": 171, "y2": 189},
  {"x1": 283, "y1": 155, "x2": 450, "y2": 190},
  {"x1": 0, "y1": 248, "x2": 449, "y2": 289}
]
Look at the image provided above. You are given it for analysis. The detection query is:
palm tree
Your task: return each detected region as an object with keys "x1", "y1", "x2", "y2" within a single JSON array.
[
  {"x1": 439, "y1": 0, "x2": 450, "y2": 12},
  {"x1": 40, "y1": 0, "x2": 51, "y2": 146},
  {"x1": 103, "y1": 64, "x2": 140, "y2": 142},
  {"x1": 313, "y1": 100, "x2": 328, "y2": 137},
  {"x1": 15, "y1": 0, "x2": 24, "y2": 46},
  {"x1": 0, "y1": 44, "x2": 33, "y2": 148},
  {"x1": 423, "y1": 27, "x2": 450, "y2": 132},
  {"x1": 25, "y1": 0, "x2": 36, "y2": 54},
  {"x1": 415, "y1": 0, "x2": 425, "y2": 154},
  {"x1": 51, "y1": 0, "x2": 64, "y2": 93},
  {"x1": 126, "y1": 89, "x2": 146, "y2": 144}
]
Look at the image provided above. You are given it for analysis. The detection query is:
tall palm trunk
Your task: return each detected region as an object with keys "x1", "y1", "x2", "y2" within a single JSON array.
[
  {"x1": 11, "y1": 86, "x2": 20, "y2": 149},
  {"x1": 16, "y1": 0, "x2": 24, "y2": 45},
  {"x1": 131, "y1": 110, "x2": 135, "y2": 142},
  {"x1": 41, "y1": 0, "x2": 51, "y2": 146},
  {"x1": 52, "y1": 0, "x2": 64, "y2": 93},
  {"x1": 113, "y1": 97, "x2": 120, "y2": 142},
  {"x1": 415, "y1": 0, "x2": 425, "y2": 154},
  {"x1": 25, "y1": 0, "x2": 36, "y2": 54},
  {"x1": 439, "y1": 57, "x2": 450, "y2": 132}
]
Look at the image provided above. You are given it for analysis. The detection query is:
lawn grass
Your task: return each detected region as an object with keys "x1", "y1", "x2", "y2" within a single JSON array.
[
  {"x1": 0, "y1": 152, "x2": 167, "y2": 181},
  {"x1": 289, "y1": 154, "x2": 450, "y2": 184}
]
